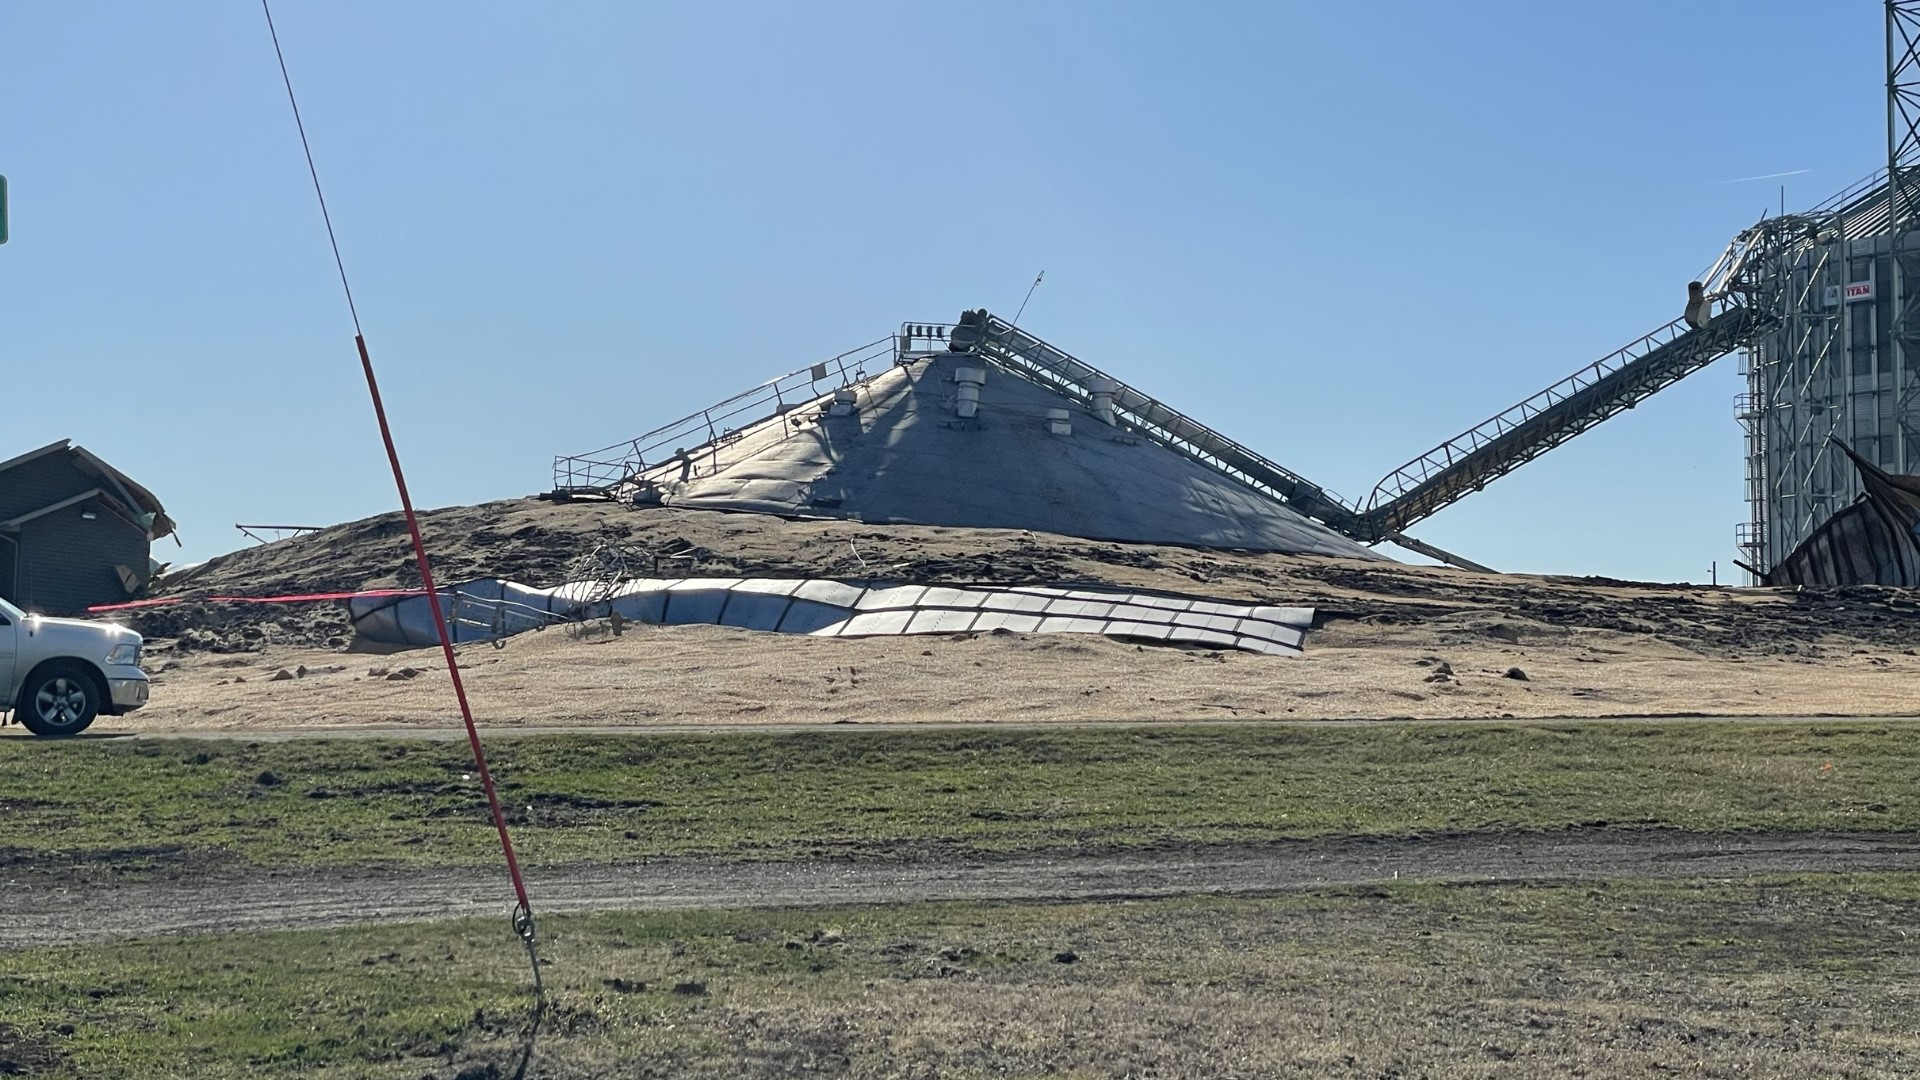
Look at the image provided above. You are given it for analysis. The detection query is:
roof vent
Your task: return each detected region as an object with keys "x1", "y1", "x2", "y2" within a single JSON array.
[
  {"x1": 954, "y1": 366, "x2": 987, "y2": 419},
  {"x1": 828, "y1": 388, "x2": 859, "y2": 417},
  {"x1": 1087, "y1": 377, "x2": 1118, "y2": 426},
  {"x1": 1046, "y1": 407, "x2": 1072, "y2": 436}
]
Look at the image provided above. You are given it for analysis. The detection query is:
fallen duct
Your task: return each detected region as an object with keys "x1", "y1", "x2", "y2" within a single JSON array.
[{"x1": 348, "y1": 577, "x2": 1315, "y2": 656}]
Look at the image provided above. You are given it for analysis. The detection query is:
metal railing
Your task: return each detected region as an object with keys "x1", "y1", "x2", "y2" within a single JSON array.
[
  {"x1": 551, "y1": 337, "x2": 895, "y2": 494},
  {"x1": 443, "y1": 591, "x2": 570, "y2": 644}
]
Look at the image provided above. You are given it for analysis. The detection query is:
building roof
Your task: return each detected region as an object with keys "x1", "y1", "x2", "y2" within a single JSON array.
[
  {"x1": 621, "y1": 351, "x2": 1379, "y2": 559},
  {"x1": 0, "y1": 440, "x2": 175, "y2": 540}
]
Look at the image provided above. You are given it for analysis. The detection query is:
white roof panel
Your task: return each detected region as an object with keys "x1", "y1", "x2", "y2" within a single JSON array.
[
  {"x1": 1247, "y1": 605, "x2": 1315, "y2": 628},
  {"x1": 974, "y1": 612, "x2": 1045, "y2": 634},
  {"x1": 1104, "y1": 621, "x2": 1174, "y2": 640},
  {"x1": 841, "y1": 610, "x2": 915, "y2": 636},
  {"x1": 994, "y1": 592, "x2": 1054, "y2": 614},
  {"x1": 718, "y1": 592, "x2": 792, "y2": 631},
  {"x1": 607, "y1": 590, "x2": 667, "y2": 623},
  {"x1": 1038, "y1": 616, "x2": 1108, "y2": 635},
  {"x1": 734, "y1": 578, "x2": 805, "y2": 598},
  {"x1": 907, "y1": 608, "x2": 980, "y2": 634},
  {"x1": 917, "y1": 587, "x2": 988, "y2": 609},
  {"x1": 667, "y1": 577, "x2": 745, "y2": 592},
  {"x1": 854, "y1": 585, "x2": 927, "y2": 610},
  {"x1": 353, "y1": 575, "x2": 1315, "y2": 657},
  {"x1": 793, "y1": 579, "x2": 867, "y2": 607},
  {"x1": 663, "y1": 587, "x2": 729, "y2": 624},
  {"x1": 780, "y1": 599, "x2": 849, "y2": 634}
]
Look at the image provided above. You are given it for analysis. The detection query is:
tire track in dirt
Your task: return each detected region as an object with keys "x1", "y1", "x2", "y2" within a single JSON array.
[
  {"x1": 78, "y1": 713, "x2": 1920, "y2": 740},
  {"x1": 6, "y1": 829, "x2": 1916, "y2": 946}
]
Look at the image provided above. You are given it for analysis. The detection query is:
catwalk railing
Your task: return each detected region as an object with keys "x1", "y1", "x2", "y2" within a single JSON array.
[{"x1": 551, "y1": 337, "x2": 894, "y2": 495}]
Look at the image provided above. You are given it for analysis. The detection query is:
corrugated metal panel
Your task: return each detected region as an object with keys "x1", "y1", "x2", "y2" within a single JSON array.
[
  {"x1": 351, "y1": 576, "x2": 1317, "y2": 656},
  {"x1": 0, "y1": 441, "x2": 171, "y2": 539},
  {"x1": 9, "y1": 504, "x2": 148, "y2": 614},
  {"x1": 0, "y1": 454, "x2": 97, "y2": 523},
  {"x1": 1765, "y1": 442, "x2": 1920, "y2": 587}
]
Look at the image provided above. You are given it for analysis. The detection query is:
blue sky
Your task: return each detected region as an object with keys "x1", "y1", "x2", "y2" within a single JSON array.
[{"x1": 0, "y1": 2, "x2": 1891, "y2": 581}]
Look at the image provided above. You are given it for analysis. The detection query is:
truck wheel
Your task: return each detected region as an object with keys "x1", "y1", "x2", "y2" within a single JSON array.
[{"x1": 18, "y1": 663, "x2": 101, "y2": 737}]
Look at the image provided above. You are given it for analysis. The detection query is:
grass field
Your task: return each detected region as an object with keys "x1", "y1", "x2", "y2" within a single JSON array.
[
  {"x1": 3, "y1": 722, "x2": 1916, "y2": 1077},
  {"x1": 0, "y1": 875, "x2": 1914, "y2": 1078},
  {"x1": 0, "y1": 722, "x2": 1910, "y2": 872}
]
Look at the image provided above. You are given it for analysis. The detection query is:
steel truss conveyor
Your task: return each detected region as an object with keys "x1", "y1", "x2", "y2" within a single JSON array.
[
  {"x1": 1354, "y1": 306, "x2": 1768, "y2": 538},
  {"x1": 961, "y1": 300, "x2": 1774, "y2": 554}
]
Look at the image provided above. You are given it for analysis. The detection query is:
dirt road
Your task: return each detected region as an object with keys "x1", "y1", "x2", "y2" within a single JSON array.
[
  {"x1": 10, "y1": 713, "x2": 1914, "y2": 744},
  {"x1": 8, "y1": 829, "x2": 1914, "y2": 947}
]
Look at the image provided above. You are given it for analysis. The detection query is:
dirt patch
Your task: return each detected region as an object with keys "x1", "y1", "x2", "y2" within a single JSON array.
[
  {"x1": 0, "y1": 844, "x2": 227, "y2": 882},
  {"x1": 0, "y1": 1023, "x2": 62, "y2": 1077},
  {"x1": 112, "y1": 618, "x2": 1920, "y2": 732}
]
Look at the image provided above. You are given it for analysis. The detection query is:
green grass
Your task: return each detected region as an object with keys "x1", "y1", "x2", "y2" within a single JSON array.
[
  {"x1": 0, "y1": 721, "x2": 1912, "y2": 871},
  {"x1": 2, "y1": 876, "x2": 1917, "y2": 1078}
]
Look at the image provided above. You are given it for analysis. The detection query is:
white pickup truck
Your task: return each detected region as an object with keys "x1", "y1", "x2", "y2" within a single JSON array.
[{"x1": 0, "y1": 595, "x2": 150, "y2": 736}]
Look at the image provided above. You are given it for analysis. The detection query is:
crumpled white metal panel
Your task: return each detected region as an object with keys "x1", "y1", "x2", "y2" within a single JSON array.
[{"x1": 348, "y1": 577, "x2": 1316, "y2": 656}]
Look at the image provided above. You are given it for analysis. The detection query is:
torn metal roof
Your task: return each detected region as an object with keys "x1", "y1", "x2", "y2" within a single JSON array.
[
  {"x1": 349, "y1": 575, "x2": 1316, "y2": 655},
  {"x1": 1765, "y1": 441, "x2": 1920, "y2": 587},
  {"x1": 0, "y1": 439, "x2": 175, "y2": 540}
]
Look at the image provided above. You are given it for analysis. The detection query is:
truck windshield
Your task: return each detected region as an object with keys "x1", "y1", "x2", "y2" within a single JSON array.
[{"x1": 0, "y1": 596, "x2": 21, "y2": 623}]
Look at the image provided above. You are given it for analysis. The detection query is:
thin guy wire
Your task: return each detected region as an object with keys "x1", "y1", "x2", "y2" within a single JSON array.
[{"x1": 260, "y1": 0, "x2": 362, "y2": 335}]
